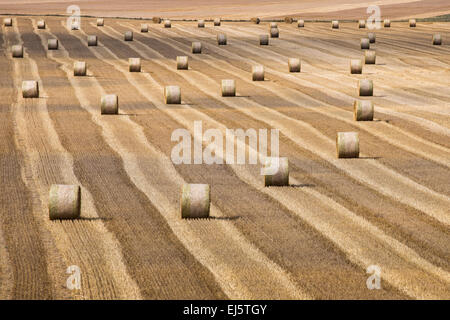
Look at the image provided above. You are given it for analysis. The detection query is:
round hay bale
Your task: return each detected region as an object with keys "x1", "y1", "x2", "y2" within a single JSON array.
[
  {"x1": 221, "y1": 79, "x2": 236, "y2": 97},
  {"x1": 263, "y1": 157, "x2": 289, "y2": 186},
  {"x1": 364, "y1": 50, "x2": 376, "y2": 64},
  {"x1": 153, "y1": 17, "x2": 161, "y2": 24},
  {"x1": 192, "y1": 41, "x2": 202, "y2": 53},
  {"x1": 49, "y1": 184, "x2": 81, "y2": 220},
  {"x1": 48, "y1": 39, "x2": 58, "y2": 50},
  {"x1": 332, "y1": 20, "x2": 339, "y2": 29},
  {"x1": 368, "y1": 32, "x2": 376, "y2": 43},
  {"x1": 4, "y1": 18, "x2": 12, "y2": 27},
  {"x1": 259, "y1": 34, "x2": 269, "y2": 45},
  {"x1": 359, "y1": 19, "x2": 366, "y2": 28},
  {"x1": 298, "y1": 19, "x2": 305, "y2": 27},
  {"x1": 217, "y1": 33, "x2": 227, "y2": 45},
  {"x1": 384, "y1": 19, "x2": 391, "y2": 28},
  {"x1": 22, "y1": 81, "x2": 39, "y2": 98},
  {"x1": 101, "y1": 94, "x2": 119, "y2": 114},
  {"x1": 12, "y1": 45, "x2": 23, "y2": 58},
  {"x1": 433, "y1": 34, "x2": 442, "y2": 45},
  {"x1": 269, "y1": 22, "x2": 278, "y2": 29},
  {"x1": 74, "y1": 61, "x2": 87, "y2": 76},
  {"x1": 198, "y1": 19, "x2": 205, "y2": 28},
  {"x1": 409, "y1": 19, "x2": 416, "y2": 27},
  {"x1": 71, "y1": 21, "x2": 79, "y2": 30},
  {"x1": 361, "y1": 38, "x2": 370, "y2": 49},
  {"x1": 164, "y1": 19, "x2": 171, "y2": 28},
  {"x1": 124, "y1": 31, "x2": 133, "y2": 41},
  {"x1": 336, "y1": 132, "x2": 359, "y2": 158},
  {"x1": 141, "y1": 24, "x2": 149, "y2": 32},
  {"x1": 251, "y1": 17, "x2": 260, "y2": 24},
  {"x1": 270, "y1": 27, "x2": 279, "y2": 38},
  {"x1": 252, "y1": 65, "x2": 264, "y2": 81},
  {"x1": 164, "y1": 85, "x2": 181, "y2": 104},
  {"x1": 285, "y1": 17, "x2": 293, "y2": 24},
  {"x1": 87, "y1": 35, "x2": 98, "y2": 46},
  {"x1": 358, "y1": 79, "x2": 373, "y2": 96},
  {"x1": 350, "y1": 59, "x2": 362, "y2": 74},
  {"x1": 214, "y1": 18, "x2": 221, "y2": 26},
  {"x1": 177, "y1": 56, "x2": 188, "y2": 70},
  {"x1": 97, "y1": 18, "x2": 104, "y2": 26},
  {"x1": 288, "y1": 58, "x2": 301, "y2": 72},
  {"x1": 37, "y1": 20, "x2": 46, "y2": 29},
  {"x1": 353, "y1": 100, "x2": 374, "y2": 121},
  {"x1": 129, "y1": 58, "x2": 141, "y2": 72},
  {"x1": 180, "y1": 184, "x2": 210, "y2": 219}
]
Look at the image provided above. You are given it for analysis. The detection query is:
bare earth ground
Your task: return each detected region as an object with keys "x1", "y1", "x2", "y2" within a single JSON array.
[
  {"x1": 1, "y1": 0, "x2": 450, "y2": 20},
  {"x1": 0, "y1": 3, "x2": 449, "y2": 300}
]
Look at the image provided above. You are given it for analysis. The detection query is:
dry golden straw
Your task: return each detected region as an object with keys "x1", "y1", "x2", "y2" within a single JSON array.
[
  {"x1": 124, "y1": 31, "x2": 133, "y2": 41},
  {"x1": 129, "y1": 58, "x2": 141, "y2": 72},
  {"x1": 74, "y1": 61, "x2": 87, "y2": 76},
  {"x1": 270, "y1": 27, "x2": 279, "y2": 38},
  {"x1": 180, "y1": 184, "x2": 210, "y2": 219},
  {"x1": 358, "y1": 79, "x2": 373, "y2": 96},
  {"x1": 336, "y1": 132, "x2": 360, "y2": 158},
  {"x1": 288, "y1": 58, "x2": 301, "y2": 72},
  {"x1": 263, "y1": 157, "x2": 289, "y2": 186},
  {"x1": 251, "y1": 17, "x2": 260, "y2": 24},
  {"x1": 22, "y1": 81, "x2": 39, "y2": 98},
  {"x1": 97, "y1": 18, "x2": 104, "y2": 26},
  {"x1": 141, "y1": 24, "x2": 149, "y2": 32},
  {"x1": 177, "y1": 56, "x2": 189, "y2": 70},
  {"x1": 49, "y1": 185, "x2": 81, "y2": 220},
  {"x1": 164, "y1": 86, "x2": 181, "y2": 104},
  {"x1": 284, "y1": 17, "x2": 293, "y2": 24},
  {"x1": 433, "y1": 34, "x2": 442, "y2": 45},
  {"x1": 153, "y1": 17, "x2": 161, "y2": 24},
  {"x1": 360, "y1": 38, "x2": 370, "y2": 49},
  {"x1": 101, "y1": 94, "x2": 119, "y2": 114},
  {"x1": 87, "y1": 35, "x2": 97, "y2": 46},
  {"x1": 259, "y1": 34, "x2": 269, "y2": 45},
  {"x1": 364, "y1": 50, "x2": 376, "y2": 64},
  {"x1": 217, "y1": 33, "x2": 227, "y2": 45},
  {"x1": 192, "y1": 41, "x2": 202, "y2": 53},
  {"x1": 350, "y1": 59, "x2": 362, "y2": 74},
  {"x1": 48, "y1": 39, "x2": 58, "y2": 50},
  {"x1": 221, "y1": 79, "x2": 236, "y2": 96},
  {"x1": 353, "y1": 100, "x2": 374, "y2": 121},
  {"x1": 164, "y1": 19, "x2": 171, "y2": 28},
  {"x1": 332, "y1": 20, "x2": 339, "y2": 29},
  {"x1": 12, "y1": 45, "x2": 23, "y2": 58},
  {"x1": 252, "y1": 65, "x2": 264, "y2": 81}
]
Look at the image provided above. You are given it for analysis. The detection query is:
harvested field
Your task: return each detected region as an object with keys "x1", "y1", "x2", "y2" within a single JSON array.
[{"x1": 0, "y1": 11, "x2": 449, "y2": 300}]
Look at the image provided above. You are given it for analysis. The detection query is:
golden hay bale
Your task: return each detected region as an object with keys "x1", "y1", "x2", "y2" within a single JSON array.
[
  {"x1": 252, "y1": 65, "x2": 264, "y2": 81},
  {"x1": 259, "y1": 34, "x2": 269, "y2": 45},
  {"x1": 153, "y1": 17, "x2": 161, "y2": 24},
  {"x1": 164, "y1": 86, "x2": 181, "y2": 104},
  {"x1": 141, "y1": 23, "x2": 149, "y2": 32},
  {"x1": 263, "y1": 157, "x2": 289, "y2": 186},
  {"x1": 87, "y1": 35, "x2": 97, "y2": 46},
  {"x1": 73, "y1": 61, "x2": 87, "y2": 76},
  {"x1": 129, "y1": 58, "x2": 141, "y2": 72},
  {"x1": 251, "y1": 17, "x2": 260, "y2": 24},
  {"x1": 409, "y1": 19, "x2": 416, "y2": 27},
  {"x1": 37, "y1": 20, "x2": 46, "y2": 29},
  {"x1": 221, "y1": 79, "x2": 236, "y2": 96},
  {"x1": 384, "y1": 19, "x2": 391, "y2": 27},
  {"x1": 270, "y1": 27, "x2": 279, "y2": 38},
  {"x1": 364, "y1": 50, "x2": 376, "y2": 64},
  {"x1": 332, "y1": 20, "x2": 339, "y2": 29},
  {"x1": 359, "y1": 19, "x2": 366, "y2": 28},
  {"x1": 288, "y1": 58, "x2": 301, "y2": 72},
  {"x1": 368, "y1": 32, "x2": 376, "y2": 43},
  {"x1": 22, "y1": 81, "x2": 39, "y2": 98},
  {"x1": 48, "y1": 39, "x2": 58, "y2": 50},
  {"x1": 336, "y1": 132, "x2": 359, "y2": 158},
  {"x1": 217, "y1": 33, "x2": 227, "y2": 45},
  {"x1": 433, "y1": 34, "x2": 442, "y2": 45},
  {"x1": 214, "y1": 18, "x2": 221, "y2": 26},
  {"x1": 284, "y1": 17, "x2": 293, "y2": 24},
  {"x1": 358, "y1": 79, "x2": 373, "y2": 96},
  {"x1": 298, "y1": 19, "x2": 305, "y2": 27},
  {"x1": 124, "y1": 31, "x2": 133, "y2": 41},
  {"x1": 164, "y1": 19, "x2": 171, "y2": 28},
  {"x1": 97, "y1": 18, "x2": 104, "y2": 26},
  {"x1": 353, "y1": 100, "x2": 374, "y2": 121},
  {"x1": 198, "y1": 19, "x2": 205, "y2": 28},
  {"x1": 101, "y1": 94, "x2": 119, "y2": 114},
  {"x1": 350, "y1": 59, "x2": 362, "y2": 74},
  {"x1": 269, "y1": 22, "x2": 278, "y2": 29},
  {"x1": 4, "y1": 18, "x2": 12, "y2": 26},
  {"x1": 360, "y1": 38, "x2": 370, "y2": 49},
  {"x1": 49, "y1": 184, "x2": 81, "y2": 220},
  {"x1": 177, "y1": 56, "x2": 188, "y2": 70},
  {"x1": 180, "y1": 184, "x2": 210, "y2": 219},
  {"x1": 192, "y1": 41, "x2": 202, "y2": 53},
  {"x1": 12, "y1": 45, "x2": 23, "y2": 58}
]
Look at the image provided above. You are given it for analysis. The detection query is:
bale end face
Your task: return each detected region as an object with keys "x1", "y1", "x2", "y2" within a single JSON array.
[
  {"x1": 198, "y1": 20, "x2": 205, "y2": 28},
  {"x1": 12, "y1": 45, "x2": 23, "y2": 58},
  {"x1": 192, "y1": 42, "x2": 202, "y2": 53},
  {"x1": 298, "y1": 20, "x2": 305, "y2": 27},
  {"x1": 217, "y1": 33, "x2": 227, "y2": 45},
  {"x1": 288, "y1": 58, "x2": 301, "y2": 72},
  {"x1": 87, "y1": 35, "x2": 98, "y2": 46},
  {"x1": 384, "y1": 19, "x2": 391, "y2": 27},
  {"x1": 368, "y1": 33, "x2": 376, "y2": 43},
  {"x1": 263, "y1": 157, "x2": 289, "y2": 186},
  {"x1": 332, "y1": 20, "x2": 339, "y2": 29},
  {"x1": 164, "y1": 20, "x2": 171, "y2": 28},
  {"x1": 153, "y1": 17, "x2": 161, "y2": 24},
  {"x1": 214, "y1": 18, "x2": 221, "y2": 26},
  {"x1": 409, "y1": 19, "x2": 416, "y2": 27},
  {"x1": 129, "y1": 58, "x2": 141, "y2": 72},
  {"x1": 97, "y1": 18, "x2": 104, "y2": 26},
  {"x1": 336, "y1": 132, "x2": 360, "y2": 158},
  {"x1": 164, "y1": 86, "x2": 181, "y2": 104},
  {"x1": 124, "y1": 31, "x2": 133, "y2": 41},
  {"x1": 269, "y1": 22, "x2": 278, "y2": 29},
  {"x1": 433, "y1": 34, "x2": 442, "y2": 45},
  {"x1": 49, "y1": 184, "x2": 81, "y2": 220},
  {"x1": 270, "y1": 27, "x2": 279, "y2": 38},
  {"x1": 359, "y1": 20, "x2": 366, "y2": 28},
  {"x1": 177, "y1": 56, "x2": 188, "y2": 70},
  {"x1": 259, "y1": 34, "x2": 269, "y2": 45},
  {"x1": 361, "y1": 38, "x2": 370, "y2": 50},
  {"x1": 350, "y1": 59, "x2": 362, "y2": 74},
  {"x1": 74, "y1": 61, "x2": 87, "y2": 76},
  {"x1": 22, "y1": 81, "x2": 39, "y2": 98},
  {"x1": 364, "y1": 50, "x2": 376, "y2": 64},
  {"x1": 181, "y1": 184, "x2": 210, "y2": 219},
  {"x1": 37, "y1": 20, "x2": 46, "y2": 29},
  {"x1": 252, "y1": 65, "x2": 264, "y2": 81},
  {"x1": 221, "y1": 80, "x2": 236, "y2": 96},
  {"x1": 4, "y1": 18, "x2": 12, "y2": 26},
  {"x1": 101, "y1": 94, "x2": 119, "y2": 114},
  {"x1": 358, "y1": 79, "x2": 373, "y2": 96},
  {"x1": 141, "y1": 24, "x2": 149, "y2": 32},
  {"x1": 48, "y1": 39, "x2": 58, "y2": 50},
  {"x1": 353, "y1": 100, "x2": 374, "y2": 121}
]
